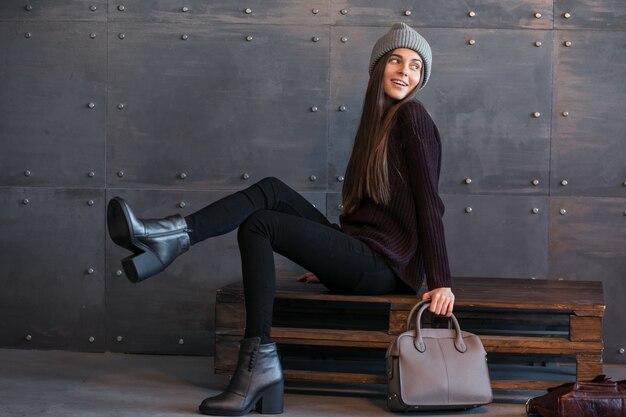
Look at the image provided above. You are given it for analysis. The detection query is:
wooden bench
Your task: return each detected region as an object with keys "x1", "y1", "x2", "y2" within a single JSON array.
[{"x1": 214, "y1": 277, "x2": 604, "y2": 390}]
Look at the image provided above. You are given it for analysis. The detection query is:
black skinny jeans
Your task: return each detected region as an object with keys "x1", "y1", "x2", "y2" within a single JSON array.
[{"x1": 184, "y1": 177, "x2": 400, "y2": 343}]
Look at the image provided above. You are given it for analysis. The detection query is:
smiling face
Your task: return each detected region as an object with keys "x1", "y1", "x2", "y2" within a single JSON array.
[{"x1": 382, "y1": 48, "x2": 424, "y2": 101}]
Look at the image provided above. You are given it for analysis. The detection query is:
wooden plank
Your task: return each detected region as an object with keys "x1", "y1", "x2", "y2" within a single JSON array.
[
  {"x1": 576, "y1": 354, "x2": 604, "y2": 380},
  {"x1": 215, "y1": 302, "x2": 245, "y2": 329},
  {"x1": 220, "y1": 277, "x2": 605, "y2": 314},
  {"x1": 570, "y1": 315, "x2": 602, "y2": 342}
]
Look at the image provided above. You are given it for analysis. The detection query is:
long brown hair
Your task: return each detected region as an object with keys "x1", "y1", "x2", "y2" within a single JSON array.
[{"x1": 341, "y1": 52, "x2": 422, "y2": 215}]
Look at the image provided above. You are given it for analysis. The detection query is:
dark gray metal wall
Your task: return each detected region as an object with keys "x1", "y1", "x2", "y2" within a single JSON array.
[{"x1": 0, "y1": 1, "x2": 624, "y2": 362}]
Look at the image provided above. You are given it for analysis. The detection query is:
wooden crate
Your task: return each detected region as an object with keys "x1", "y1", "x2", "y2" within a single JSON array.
[{"x1": 215, "y1": 277, "x2": 604, "y2": 390}]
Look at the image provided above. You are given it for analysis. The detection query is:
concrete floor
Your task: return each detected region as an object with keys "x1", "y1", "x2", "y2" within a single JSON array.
[{"x1": 1, "y1": 348, "x2": 625, "y2": 417}]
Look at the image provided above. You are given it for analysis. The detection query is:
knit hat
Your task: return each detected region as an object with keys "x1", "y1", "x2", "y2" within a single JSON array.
[{"x1": 369, "y1": 22, "x2": 432, "y2": 90}]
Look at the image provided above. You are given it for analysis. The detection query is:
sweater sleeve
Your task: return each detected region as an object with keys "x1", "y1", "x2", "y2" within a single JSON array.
[{"x1": 397, "y1": 101, "x2": 452, "y2": 290}]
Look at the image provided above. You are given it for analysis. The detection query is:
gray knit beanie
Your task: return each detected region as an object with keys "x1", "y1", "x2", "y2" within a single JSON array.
[{"x1": 369, "y1": 22, "x2": 432, "y2": 90}]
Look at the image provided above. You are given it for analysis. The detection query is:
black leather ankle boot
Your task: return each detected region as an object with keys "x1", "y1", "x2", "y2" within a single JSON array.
[
  {"x1": 107, "y1": 197, "x2": 190, "y2": 283},
  {"x1": 199, "y1": 337, "x2": 284, "y2": 416}
]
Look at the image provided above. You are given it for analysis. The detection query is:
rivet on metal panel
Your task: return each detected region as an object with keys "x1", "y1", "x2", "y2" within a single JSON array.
[
  {"x1": 179, "y1": 172, "x2": 187, "y2": 180},
  {"x1": 242, "y1": 173, "x2": 250, "y2": 180},
  {"x1": 560, "y1": 208, "x2": 567, "y2": 215},
  {"x1": 562, "y1": 111, "x2": 569, "y2": 117},
  {"x1": 87, "y1": 267, "x2": 95, "y2": 275},
  {"x1": 561, "y1": 180, "x2": 568, "y2": 186},
  {"x1": 623, "y1": 181, "x2": 626, "y2": 186},
  {"x1": 178, "y1": 202, "x2": 186, "y2": 208},
  {"x1": 115, "y1": 270, "x2": 123, "y2": 276},
  {"x1": 116, "y1": 336, "x2": 123, "y2": 342},
  {"x1": 88, "y1": 171, "x2": 95, "y2": 178},
  {"x1": 118, "y1": 33, "x2": 126, "y2": 40},
  {"x1": 464, "y1": 207, "x2": 472, "y2": 214},
  {"x1": 181, "y1": 6, "x2": 189, "y2": 12},
  {"x1": 468, "y1": 11, "x2": 476, "y2": 17},
  {"x1": 178, "y1": 338, "x2": 185, "y2": 345},
  {"x1": 532, "y1": 208, "x2": 539, "y2": 214},
  {"x1": 181, "y1": 34, "x2": 189, "y2": 40},
  {"x1": 117, "y1": 170, "x2": 124, "y2": 178},
  {"x1": 312, "y1": 36, "x2": 320, "y2": 42},
  {"x1": 245, "y1": 8, "x2": 252, "y2": 14},
  {"x1": 532, "y1": 179, "x2": 539, "y2": 186},
  {"x1": 88, "y1": 102, "x2": 96, "y2": 109},
  {"x1": 563, "y1": 12, "x2": 571, "y2": 19},
  {"x1": 87, "y1": 200, "x2": 95, "y2": 206},
  {"x1": 309, "y1": 175, "x2": 317, "y2": 182},
  {"x1": 337, "y1": 176, "x2": 344, "y2": 182},
  {"x1": 619, "y1": 348, "x2": 625, "y2": 354},
  {"x1": 564, "y1": 41, "x2": 572, "y2": 47},
  {"x1": 26, "y1": 334, "x2": 32, "y2": 341},
  {"x1": 25, "y1": 32, "x2": 32, "y2": 39},
  {"x1": 90, "y1": 33, "x2": 97, "y2": 39},
  {"x1": 117, "y1": 103, "x2": 125, "y2": 110},
  {"x1": 25, "y1": 5, "x2": 33, "y2": 11},
  {"x1": 310, "y1": 106, "x2": 318, "y2": 112},
  {"x1": 340, "y1": 9, "x2": 348, "y2": 15},
  {"x1": 312, "y1": 9, "x2": 319, "y2": 14},
  {"x1": 24, "y1": 170, "x2": 31, "y2": 177},
  {"x1": 341, "y1": 37, "x2": 348, "y2": 43},
  {"x1": 339, "y1": 105, "x2": 347, "y2": 112},
  {"x1": 468, "y1": 39, "x2": 476, "y2": 46},
  {"x1": 22, "y1": 198, "x2": 30, "y2": 205},
  {"x1": 89, "y1": 336, "x2": 95, "y2": 343},
  {"x1": 534, "y1": 12, "x2": 542, "y2": 19},
  {"x1": 534, "y1": 41, "x2": 542, "y2": 47},
  {"x1": 533, "y1": 112, "x2": 541, "y2": 118},
  {"x1": 118, "y1": 5, "x2": 125, "y2": 12},
  {"x1": 246, "y1": 35, "x2": 253, "y2": 42},
  {"x1": 90, "y1": 6, "x2": 97, "y2": 12},
  {"x1": 464, "y1": 178, "x2": 472, "y2": 184},
  {"x1": 404, "y1": 10, "x2": 412, "y2": 16},
  {"x1": 338, "y1": 204, "x2": 344, "y2": 210}
]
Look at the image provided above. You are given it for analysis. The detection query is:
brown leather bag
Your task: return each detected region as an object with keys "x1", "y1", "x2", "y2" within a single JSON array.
[
  {"x1": 386, "y1": 300, "x2": 493, "y2": 411},
  {"x1": 526, "y1": 375, "x2": 626, "y2": 417}
]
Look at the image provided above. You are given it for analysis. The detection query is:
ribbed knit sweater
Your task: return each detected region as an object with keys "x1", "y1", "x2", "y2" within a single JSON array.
[{"x1": 340, "y1": 100, "x2": 452, "y2": 293}]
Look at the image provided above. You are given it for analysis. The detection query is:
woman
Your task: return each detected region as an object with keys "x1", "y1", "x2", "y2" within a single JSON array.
[{"x1": 107, "y1": 22, "x2": 454, "y2": 416}]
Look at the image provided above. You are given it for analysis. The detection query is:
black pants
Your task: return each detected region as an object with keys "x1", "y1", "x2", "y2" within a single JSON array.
[{"x1": 184, "y1": 177, "x2": 400, "y2": 343}]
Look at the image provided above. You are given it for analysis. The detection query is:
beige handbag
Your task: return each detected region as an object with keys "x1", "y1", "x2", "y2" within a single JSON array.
[{"x1": 386, "y1": 300, "x2": 493, "y2": 411}]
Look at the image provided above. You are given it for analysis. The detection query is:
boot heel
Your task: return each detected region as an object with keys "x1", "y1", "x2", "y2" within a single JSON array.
[
  {"x1": 256, "y1": 381, "x2": 284, "y2": 414},
  {"x1": 121, "y1": 251, "x2": 163, "y2": 283}
]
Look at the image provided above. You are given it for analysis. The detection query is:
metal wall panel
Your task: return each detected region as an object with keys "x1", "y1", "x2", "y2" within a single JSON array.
[
  {"x1": 332, "y1": 0, "x2": 553, "y2": 28},
  {"x1": 552, "y1": 30, "x2": 626, "y2": 197},
  {"x1": 443, "y1": 194, "x2": 549, "y2": 278},
  {"x1": 0, "y1": 0, "x2": 107, "y2": 21},
  {"x1": 555, "y1": 0, "x2": 626, "y2": 29},
  {"x1": 329, "y1": 27, "x2": 552, "y2": 195},
  {"x1": 107, "y1": 0, "x2": 331, "y2": 25},
  {"x1": 0, "y1": 188, "x2": 105, "y2": 351},
  {"x1": 548, "y1": 197, "x2": 626, "y2": 362},
  {"x1": 0, "y1": 22, "x2": 106, "y2": 188},
  {"x1": 105, "y1": 188, "x2": 325, "y2": 355},
  {"x1": 107, "y1": 23, "x2": 329, "y2": 191}
]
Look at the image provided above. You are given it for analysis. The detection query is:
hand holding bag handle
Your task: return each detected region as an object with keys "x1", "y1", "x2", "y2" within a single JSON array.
[{"x1": 405, "y1": 300, "x2": 467, "y2": 353}]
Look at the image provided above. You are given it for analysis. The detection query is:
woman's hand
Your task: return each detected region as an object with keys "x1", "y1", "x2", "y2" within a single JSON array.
[
  {"x1": 297, "y1": 272, "x2": 320, "y2": 283},
  {"x1": 421, "y1": 287, "x2": 455, "y2": 316}
]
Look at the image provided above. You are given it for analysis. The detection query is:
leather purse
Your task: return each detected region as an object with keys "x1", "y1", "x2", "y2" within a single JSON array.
[
  {"x1": 526, "y1": 375, "x2": 626, "y2": 417},
  {"x1": 386, "y1": 300, "x2": 493, "y2": 411}
]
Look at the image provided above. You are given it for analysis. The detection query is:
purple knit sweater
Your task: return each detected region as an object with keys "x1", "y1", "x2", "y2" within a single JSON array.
[{"x1": 340, "y1": 100, "x2": 452, "y2": 293}]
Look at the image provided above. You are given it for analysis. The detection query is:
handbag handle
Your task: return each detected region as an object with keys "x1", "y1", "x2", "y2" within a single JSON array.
[{"x1": 406, "y1": 300, "x2": 467, "y2": 354}]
